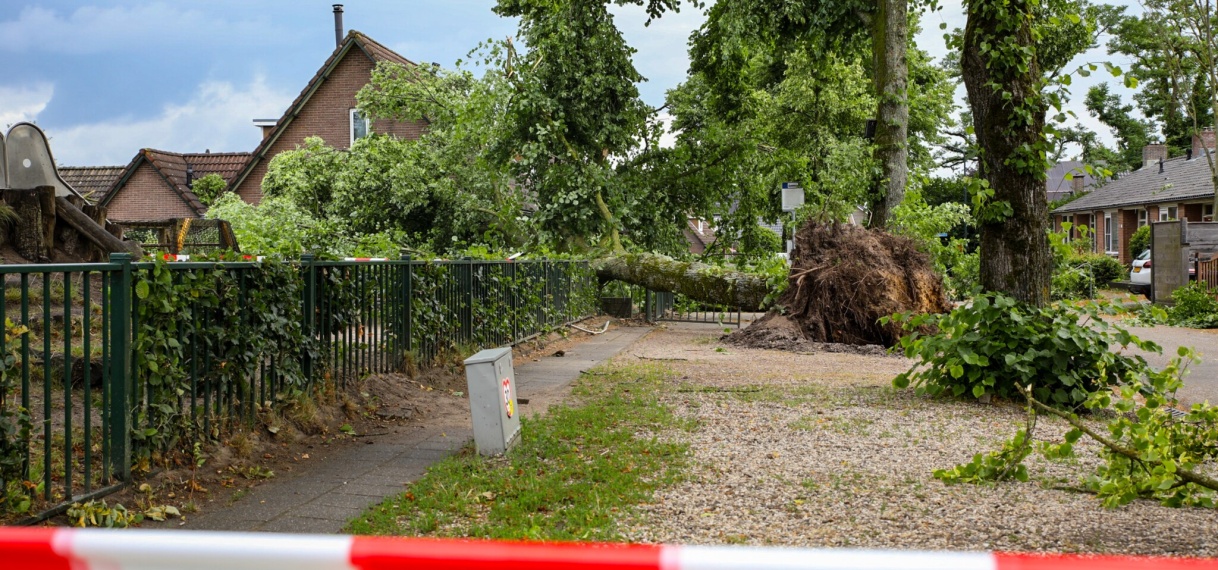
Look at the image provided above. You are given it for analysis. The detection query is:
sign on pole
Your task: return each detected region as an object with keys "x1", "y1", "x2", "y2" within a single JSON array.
[{"x1": 781, "y1": 182, "x2": 804, "y2": 212}]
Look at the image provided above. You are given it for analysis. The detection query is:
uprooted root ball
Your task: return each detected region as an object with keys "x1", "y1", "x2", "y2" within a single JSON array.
[{"x1": 729, "y1": 222, "x2": 950, "y2": 349}]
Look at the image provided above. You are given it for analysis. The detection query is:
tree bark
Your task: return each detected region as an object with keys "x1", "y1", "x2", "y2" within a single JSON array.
[
  {"x1": 962, "y1": 0, "x2": 1052, "y2": 306},
  {"x1": 55, "y1": 197, "x2": 143, "y2": 257},
  {"x1": 6, "y1": 187, "x2": 51, "y2": 262},
  {"x1": 593, "y1": 252, "x2": 770, "y2": 311},
  {"x1": 867, "y1": 0, "x2": 910, "y2": 229}
]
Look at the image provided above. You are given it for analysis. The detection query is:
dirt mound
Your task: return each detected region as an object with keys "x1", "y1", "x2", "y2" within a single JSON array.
[{"x1": 727, "y1": 221, "x2": 949, "y2": 350}]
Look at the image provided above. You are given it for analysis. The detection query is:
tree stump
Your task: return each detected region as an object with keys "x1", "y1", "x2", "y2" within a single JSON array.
[{"x1": 5, "y1": 187, "x2": 54, "y2": 262}]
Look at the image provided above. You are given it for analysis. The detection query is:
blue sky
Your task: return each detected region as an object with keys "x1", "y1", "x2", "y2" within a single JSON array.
[{"x1": 0, "y1": 1, "x2": 1140, "y2": 168}]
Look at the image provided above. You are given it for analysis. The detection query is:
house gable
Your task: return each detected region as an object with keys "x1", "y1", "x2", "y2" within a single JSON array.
[
  {"x1": 104, "y1": 161, "x2": 199, "y2": 222},
  {"x1": 229, "y1": 30, "x2": 428, "y2": 204},
  {"x1": 100, "y1": 149, "x2": 251, "y2": 222}
]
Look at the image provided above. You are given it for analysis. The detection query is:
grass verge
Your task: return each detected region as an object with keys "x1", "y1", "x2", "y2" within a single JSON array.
[{"x1": 344, "y1": 362, "x2": 688, "y2": 541}]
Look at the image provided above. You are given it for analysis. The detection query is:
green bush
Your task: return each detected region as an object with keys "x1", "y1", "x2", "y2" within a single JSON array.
[
  {"x1": 1082, "y1": 254, "x2": 1125, "y2": 287},
  {"x1": 1129, "y1": 225, "x2": 1151, "y2": 258},
  {"x1": 1051, "y1": 254, "x2": 1124, "y2": 300},
  {"x1": 1169, "y1": 282, "x2": 1218, "y2": 328},
  {"x1": 887, "y1": 293, "x2": 1160, "y2": 408},
  {"x1": 1051, "y1": 266, "x2": 1095, "y2": 300}
]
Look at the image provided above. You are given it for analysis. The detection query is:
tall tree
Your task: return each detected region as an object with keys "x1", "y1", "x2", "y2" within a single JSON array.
[
  {"x1": 1084, "y1": 83, "x2": 1152, "y2": 173},
  {"x1": 687, "y1": 0, "x2": 915, "y2": 228},
  {"x1": 960, "y1": 0, "x2": 1098, "y2": 305}
]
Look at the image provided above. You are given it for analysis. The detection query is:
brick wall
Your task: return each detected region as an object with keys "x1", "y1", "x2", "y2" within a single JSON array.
[
  {"x1": 233, "y1": 49, "x2": 427, "y2": 204},
  {"x1": 1119, "y1": 209, "x2": 1137, "y2": 263},
  {"x1": 1095, "y1": 211, "x2": 1107, "y2": 253},
  {"x1": 107, "y1": 163, "x2": 197, "y2": 222}
]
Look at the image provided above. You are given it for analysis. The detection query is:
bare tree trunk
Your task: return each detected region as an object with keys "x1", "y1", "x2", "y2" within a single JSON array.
[
  {"x1": 867, "y1": 0, "x2": 910, "y2": 229},
  {"x1": 963, "y1": 0, "x2": 1052, "y2": 306},
  {"x1": 593, "y1": 253, "x2": 770, "y2": 311}
]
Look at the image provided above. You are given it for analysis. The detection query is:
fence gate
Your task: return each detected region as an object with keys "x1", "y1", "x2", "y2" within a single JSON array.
[{"x1": 643, "y1": 290, "x2": 742, "y2": 327}]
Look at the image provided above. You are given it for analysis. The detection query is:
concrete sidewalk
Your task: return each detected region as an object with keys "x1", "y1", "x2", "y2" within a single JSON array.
[{"x1": 180, "y1": 324, "x2": 653, "y2": 534}]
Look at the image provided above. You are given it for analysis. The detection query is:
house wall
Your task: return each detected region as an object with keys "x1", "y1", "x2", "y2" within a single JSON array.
[
  {"x1": 106, "y1": 163, "x2": 196, "y2": 222},
  {"x1": 1185, "y1": 203, "x2": 1203, "y2": 222},
  {"x1": 234, "y1": 49, "x2": 428, "y2": 205},
  {"x1": 1119, "y1": 209, "x2": 1138, "y2": 263}
]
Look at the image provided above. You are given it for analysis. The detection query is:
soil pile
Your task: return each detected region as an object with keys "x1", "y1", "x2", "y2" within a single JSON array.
[{"x1": 728, "y1": 221, "x2": 949, "y2": 350}]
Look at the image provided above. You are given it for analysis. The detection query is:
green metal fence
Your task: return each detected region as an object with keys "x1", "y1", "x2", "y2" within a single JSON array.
[{"x1": 0, "y1": 254, "x2": 597, "y2": 523}]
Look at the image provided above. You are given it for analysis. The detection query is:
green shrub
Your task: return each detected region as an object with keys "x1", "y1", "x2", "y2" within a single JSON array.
[
  {"x1": 1128, "y1": 225, "x2": 1151, "y2": 258},
  {"x1": 1169, "y1": 282, "x2": 1218, "y2": 328},
  {"x1": 1051, "y1": 266, "x2": 1094, "y2": 300},
  {"x1": 887, "y1": 293, "x2": 1160, "y2": 408},
  {"x1": 1081, "y1": 254, "x2": 1125, "y2": 288}
]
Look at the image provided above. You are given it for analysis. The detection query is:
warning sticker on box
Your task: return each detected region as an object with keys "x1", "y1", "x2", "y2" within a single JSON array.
[{"x1": 502, "y1": 377, "x2": 514, "y2": 418}]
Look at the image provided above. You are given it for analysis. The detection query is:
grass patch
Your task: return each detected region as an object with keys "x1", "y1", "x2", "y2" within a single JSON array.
[{"x1": 345, "y1": 362, "x2": 689, "y2": 540}]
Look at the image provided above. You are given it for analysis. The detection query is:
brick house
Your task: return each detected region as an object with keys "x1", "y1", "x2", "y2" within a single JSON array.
[
  {"x1": 226, "y1": 30, "x2": 428, "y2": 204},
  {"x1": 69, "y1": 29, "x2": 427, "y2": 221},
  {"x1": 1051, "y1": 129, "x2": 1218, "y2": 265},
  {"x1": 97, "y1": 149, "x2": 250, "y2": 223}
]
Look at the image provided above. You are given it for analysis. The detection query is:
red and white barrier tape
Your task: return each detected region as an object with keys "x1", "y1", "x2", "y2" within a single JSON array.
[
  {"x1": 159, "y1": 254, "x2": 264, "y2": 262},
  {"x1": 2, "y1": 528, "x2": 1215, "y2": 570},
  {"x1": 343, "y1": 257, "x2": 391, "y2": 262}
]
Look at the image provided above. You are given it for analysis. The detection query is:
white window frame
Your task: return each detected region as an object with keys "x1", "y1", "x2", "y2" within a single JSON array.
[
  {"x1": 1138, "y1": 209, "x2": 1148, "y2": 227},
  {"x1": 350, "y1": 108, "x2": 370, "y2": 145},
  {"x1": 1160, "y1": 204, "x2": 1178, "y2": 221},
  {"x1": 1104, "y1": 211, "x2": 1117, "y2": 254},
  {"x1": 1061, "y1": 215, "x2": 1074, "y2": 242}
]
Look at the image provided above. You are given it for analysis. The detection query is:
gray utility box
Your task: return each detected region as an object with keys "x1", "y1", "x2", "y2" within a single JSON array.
[{"x1": 463, "y1": 347, "x2": 522, "y2": 456}]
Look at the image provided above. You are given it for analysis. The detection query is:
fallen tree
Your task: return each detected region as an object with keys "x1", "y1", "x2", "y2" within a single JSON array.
[
  {"x1": 592, "y1": 253, "x2": 771, "y2": 311},
  {"x1": 595, "y1": 221, "x2": 951, "y2": 349}
]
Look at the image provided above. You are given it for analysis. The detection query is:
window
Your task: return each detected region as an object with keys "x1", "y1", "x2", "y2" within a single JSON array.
[
  {"x1": 1104, "y1": 212, "x2": 1116, "y2": 253},
  {"x1": 1205, "y1": 204, "x2": 1214, "y2": 222},
  {"x1": 1138, "y1": 209, "x2": 1148, "y2": 227},
  {"x1": 350, "y1": 109, "x2": 370, "y2": 144},
  {"x1": 1160, "y1": 204, "x2": 1178, "y2": 221},
  {"x1": 1061, "y1": 215, "x2": 1073, "y2": 242}
]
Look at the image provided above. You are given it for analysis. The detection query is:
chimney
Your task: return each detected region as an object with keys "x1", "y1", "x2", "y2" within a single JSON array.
[
  {"x1": 333, "y1": 4, "x2": 344, "y2": 48},
  {"x1": 1193, "y1": 127, "x2": 1216, "y2": 159},
  {"x1": 1143, "y1": 142, "x2": 1168, "y2": 168},
  {"x1": 1071, "y1": 174, "x2": 1084, "y2": 193}
]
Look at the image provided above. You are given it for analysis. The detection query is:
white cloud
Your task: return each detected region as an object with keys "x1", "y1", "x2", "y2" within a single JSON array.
[
  {"x1": 42, "y1": 76, "x2": 294, "y2": 166},
  {"x1": 0, "y1": 3, "x2": 281, "y2": 54},
  {"x1": 0, "y1": 83, "x2": 53, "y2": 128}
]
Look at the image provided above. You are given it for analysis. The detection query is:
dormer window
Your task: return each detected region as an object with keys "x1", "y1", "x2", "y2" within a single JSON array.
[{"x1": 350, "y1": 109, "x2": 370, "y2": 144}]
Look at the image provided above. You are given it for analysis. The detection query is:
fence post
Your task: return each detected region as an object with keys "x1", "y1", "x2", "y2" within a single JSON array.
[
  {"x1": 400, "y1": 251, "x2": 412, "y2": 369},
  {"x1": 462, "y1": 257, "x2": 474, "y2": 344},
  {"x1": 301, "y1": 254, "x2": 316, "y2": 387},
  {"x1": 106, "y1": 252, "x2": 133, "y2": 482}
]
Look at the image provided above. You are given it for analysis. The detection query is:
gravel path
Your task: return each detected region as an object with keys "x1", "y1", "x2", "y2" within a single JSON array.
[{"x1": 617, "y1": 324, "x2": 1218, "y2": 556}]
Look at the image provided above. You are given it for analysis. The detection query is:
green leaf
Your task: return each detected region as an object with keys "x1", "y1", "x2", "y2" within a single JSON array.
[
  {"x1": 135, "y1": 281, "x2": 150, "y2": 300},
  {"x1": 972, "y1": 385, "x2": 985, "y2": 398}
]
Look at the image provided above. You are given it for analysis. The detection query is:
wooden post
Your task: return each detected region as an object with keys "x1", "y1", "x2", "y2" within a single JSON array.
[{"x1": 5, "y1": 187, "x2": 49, "y2": 262}]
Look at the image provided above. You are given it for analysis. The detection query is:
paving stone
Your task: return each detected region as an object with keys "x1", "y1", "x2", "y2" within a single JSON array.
[{"x1": 257, "y1": 516, "x2": 345, "y2": 534}]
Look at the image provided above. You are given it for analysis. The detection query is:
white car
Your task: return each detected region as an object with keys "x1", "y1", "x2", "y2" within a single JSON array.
[{"x1": 1130, "y1": 249, "x2": 1151, "y2": 286}]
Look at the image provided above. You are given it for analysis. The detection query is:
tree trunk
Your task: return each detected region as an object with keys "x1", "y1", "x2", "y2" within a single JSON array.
[
  {"x1": 867, "y1": 0, "x2": 910, "y2": 229},
  {"x1": 55, "y1": 197, "x2": 143, "y2": 257},
  {"x1": 962, "y1": 0, "x2": 1052, "y2": 306},
  {"x1": 593, "y1": 253, "x2": 770, "y2": 311},
  {"x1": 5, "y1": 187, "x2": 53, "y2": 262}
]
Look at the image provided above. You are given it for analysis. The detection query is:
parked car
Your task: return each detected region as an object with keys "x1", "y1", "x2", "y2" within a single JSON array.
[
  {"x1": 1130, "y1": 249, "x2": 1197, "y2": 295},
  {"x1": 1130, "y1": 249, "x2": 1151, "y2": 287}
]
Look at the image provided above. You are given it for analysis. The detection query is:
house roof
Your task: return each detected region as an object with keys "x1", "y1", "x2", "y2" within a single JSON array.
[
  {"x1": 1052, "y1": 155, "x2": 1217, "y2": 214},
  {"x1": 102, "y1": 149, "x2": 251, "y2": 215},
  {"x1": 57, "y1": 166, "x2": 125, "y2": 203},
  {"x1": 683, "y1": 218, "x2": 717, "y2": 254},
  {"x1": 227, "y1": 30, "x2": 416, "y2": 194},
  {"x1": 1046, "y1": 160, "x2": 1098, "y2": 203}
]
